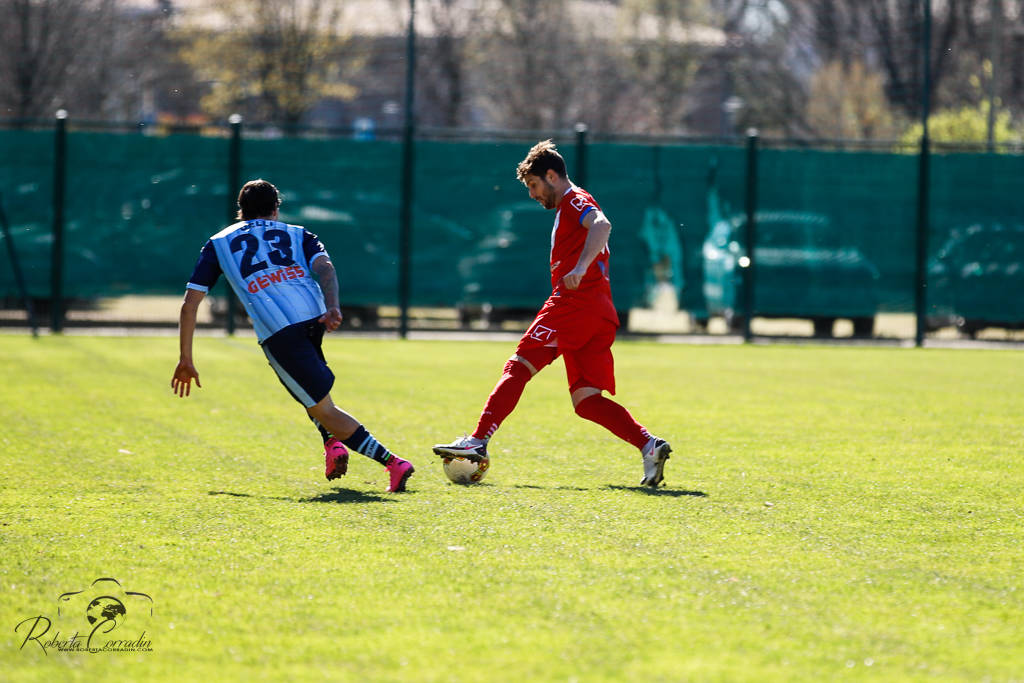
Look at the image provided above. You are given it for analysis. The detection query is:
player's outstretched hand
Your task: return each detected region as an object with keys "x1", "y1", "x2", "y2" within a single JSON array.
[
  {"x1": 319, "y1": 307, "x2": 344, "y2": 332},
  {"x1": 171, "y1": 360, "x2": 201, "y2": 397}
]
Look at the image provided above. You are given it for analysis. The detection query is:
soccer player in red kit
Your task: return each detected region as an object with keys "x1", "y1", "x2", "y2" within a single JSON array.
[{"x1": 434, "y1": 140, "x2": 672, "y2": 487}]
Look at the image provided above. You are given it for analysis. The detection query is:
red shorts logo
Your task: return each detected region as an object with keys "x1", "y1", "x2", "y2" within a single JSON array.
[{"x1": 529, "y1": 324, "x2": 555, "y2": 342}]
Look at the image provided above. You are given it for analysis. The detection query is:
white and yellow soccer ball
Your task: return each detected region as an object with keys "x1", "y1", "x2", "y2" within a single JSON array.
[{"x1": 442, "y1": 455, "x2": 490, "y2": 484}]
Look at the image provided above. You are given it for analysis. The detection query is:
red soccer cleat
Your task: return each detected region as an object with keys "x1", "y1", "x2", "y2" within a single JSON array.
[
  {"x1": 324, "y1": 438, "x2": 349, "y2": 480},
  {"x1": 385, "y1": 456, "x2": 414, "y2": 493}
]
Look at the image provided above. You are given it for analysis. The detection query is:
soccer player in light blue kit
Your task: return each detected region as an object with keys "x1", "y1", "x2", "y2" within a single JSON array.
[{"x1": 171, "y1": 179, "x2": 414, "y2": 492}]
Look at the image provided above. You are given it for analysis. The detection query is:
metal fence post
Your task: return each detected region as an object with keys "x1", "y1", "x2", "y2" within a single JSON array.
[
  {"x1": 914, "y1": 134, "x2": 931, "y2": 347},
  {"x1": 986, "y1": 0, "x2": 1002, "y2": 153},
  {"x1": 742, "y1": 129, "x2": 759, "y2": 342},
  {"x1": 226, "y1": 114, "x2": 242, "y2": 336},
  {"x1": 50, "y1": 110, "x2": 67, "y2": 333},
  {"x1": 398, "y1": 0, "x2": 417, "y2": 339},
  {"x1": 575, "y1": 123, "x2": 588, "y2": 188},
  {"x1": 915, "y1": 0, "x2": 933, "y2": 347}
]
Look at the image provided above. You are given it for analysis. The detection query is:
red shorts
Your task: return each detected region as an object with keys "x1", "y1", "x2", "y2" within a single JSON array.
[{"x1": 514, "y1": 300, "x2": 618, "y2": 394}]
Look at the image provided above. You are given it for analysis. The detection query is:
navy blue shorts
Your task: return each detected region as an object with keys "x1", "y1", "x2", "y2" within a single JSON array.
[{"x1": 261, "y1": 319, "x2": 335, "y2": 408}]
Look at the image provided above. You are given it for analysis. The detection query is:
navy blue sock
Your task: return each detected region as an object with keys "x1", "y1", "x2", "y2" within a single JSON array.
[
  {"x1": 310, "y1": 416, "x2": 332, "y2": 444},
  {"x1": 341, "y1": 425, "x2": 394, "y2": 465}
]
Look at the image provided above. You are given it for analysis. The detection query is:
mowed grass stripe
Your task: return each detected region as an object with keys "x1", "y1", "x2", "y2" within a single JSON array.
[{"x1": 1, "y1": 336, "x2": 1021, "y2": 681}]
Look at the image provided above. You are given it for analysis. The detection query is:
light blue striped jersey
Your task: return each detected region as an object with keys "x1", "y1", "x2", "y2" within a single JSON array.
[{"x1": 186, "y1": 219, "x2": 328, "y2": 342}]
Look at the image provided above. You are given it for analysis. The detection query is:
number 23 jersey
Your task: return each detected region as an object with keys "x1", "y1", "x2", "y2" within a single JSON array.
[{"x1": 186, "y1": 219, "x2": 328, "y2": 342}]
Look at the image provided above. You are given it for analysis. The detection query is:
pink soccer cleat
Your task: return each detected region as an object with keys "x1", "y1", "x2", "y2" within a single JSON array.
[
  {"x1": 324, "y1": 438, "x2": 349, "y2": 480},
  {"x1": 385, "y1": 456, "x2": 415, "y2": 493}
]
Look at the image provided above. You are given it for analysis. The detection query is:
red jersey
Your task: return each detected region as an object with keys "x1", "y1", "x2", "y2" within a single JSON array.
[{"x1": 548, "y1": 186, "x2": 618, "y2": 325}]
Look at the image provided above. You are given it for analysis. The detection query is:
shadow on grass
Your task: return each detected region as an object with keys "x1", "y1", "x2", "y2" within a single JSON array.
[
  {"x1": 300, "y1": 488, "x2": 395, "y2": 504},
  {"x1": 509, "y1": 484, "x2": 705, "y2": 495},
  {"x1": 208, "y1": 488, "x2": 393, "y2": 504},
  {"x1": 511, "y1": 484, "x2": 592, "y2": 491},
  {"x1": 605, "y1": 485, "x2": 709, "y2": 498},
  {"x1": 208, "y1": 490, "x2": 294, "y2": 502}
]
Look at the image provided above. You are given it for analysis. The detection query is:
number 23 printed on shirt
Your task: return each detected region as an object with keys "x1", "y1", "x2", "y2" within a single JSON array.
[{"x1": 230, "y1": 229, "x2": 296, "y2": 278}]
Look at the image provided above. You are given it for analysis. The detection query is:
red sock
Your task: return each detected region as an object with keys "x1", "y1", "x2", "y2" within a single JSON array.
[
  {"x1": 473, "y1": 359, "x2": 532, "y2": 440},
  {"x1": 574, "y1": 394, "x2": 651, "y2": 450}
]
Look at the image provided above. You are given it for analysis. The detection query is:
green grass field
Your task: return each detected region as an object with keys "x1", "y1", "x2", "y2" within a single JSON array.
[{"x1": 1, "y1": 335, "x2": 1022, "y2": 681}]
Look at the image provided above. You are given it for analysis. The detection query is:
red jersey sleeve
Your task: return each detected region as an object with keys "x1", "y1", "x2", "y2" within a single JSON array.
[{"x1": 565, "y1": 192, "x2": 598, "y2": 225}]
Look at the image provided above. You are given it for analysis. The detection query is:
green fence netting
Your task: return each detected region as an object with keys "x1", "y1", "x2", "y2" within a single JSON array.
[
  {"x1": 928, "y1": 153, "x2": 1024, "y2": 331},
  {"x1": 1, "y1": 128, "x2": 1022, "y2": 331},
  {"x1": 588, "y1": 143, "x2": 746, "y2": 317},
  {"x1": 243, "y1": 136, "x2": 404, "y2": 306},
  {"x1": 0, "y1": 130, "x2": 53, "y2": 298},
  {"x1": 746, "y1": 148, "x2": 920, "y2": 318}
]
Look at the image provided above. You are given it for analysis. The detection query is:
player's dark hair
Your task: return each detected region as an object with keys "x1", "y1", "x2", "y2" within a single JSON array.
[
  {"x1": 516, "y1": 140, "x2": 567, "y2": 183},
  {"x1": 236, "y1": 179, "x2": 282, "y2": 220}
]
